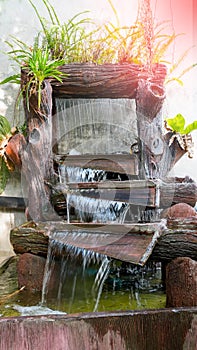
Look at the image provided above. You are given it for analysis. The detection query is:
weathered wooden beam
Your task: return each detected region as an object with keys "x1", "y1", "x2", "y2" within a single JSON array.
[
  {"x1": 10, "y1": 218, "x2": 197, "y2": 264},
  {"x1": 49, "y1": 63, "x2": 167, "y2": 99},
  {"x1": 65, "y1": 180, "x2": 156, "y2": 207},
  {"x1": 0, "y1": 196, "x2": 25, "y2": 210},
  {"x1": 10, "y1": 221, "x2": 162, "y2": 265},
  {"x1": 20, "y1": 79, "x2": 59, "y2": 221},
  {"x1": 54, "y1": 154, "x2": 139, "y2": 176},
  {"x1": 50, "y1": 179, "x2": 197, "y2": 213}
]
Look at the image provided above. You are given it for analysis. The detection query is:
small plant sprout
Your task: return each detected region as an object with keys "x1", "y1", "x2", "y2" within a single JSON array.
[{"x1": 165, "y1": 114, "x2": 197, "y2": 158}]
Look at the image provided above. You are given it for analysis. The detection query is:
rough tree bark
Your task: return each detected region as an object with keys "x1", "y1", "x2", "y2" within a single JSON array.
[
  {"x1": 20, "y1": 76, "x2": 59, "y2": 221},
  {"x1": 10, "y1": 218, "x2": 197, "y2": 264}
]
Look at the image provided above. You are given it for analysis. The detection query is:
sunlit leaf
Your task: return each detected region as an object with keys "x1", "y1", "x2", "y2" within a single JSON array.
[
  {"x1": 166, "y1": 114, "x2": 197, "y2": 134},
  {"x1": 165, "y1": 114, "x2": 185, "y2": 133},
  {"x1": 184, "y1": 121, "x2": 197, "y2": 135}
]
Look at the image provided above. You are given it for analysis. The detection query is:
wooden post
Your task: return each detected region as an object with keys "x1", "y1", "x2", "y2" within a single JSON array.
[
  {"x1": 166, "y1": 257, "x2": 197, "y2": 307},
  {"x1": 21, "y1": 75, "x2": 59, "y2": 221},
  {"x1": 135, "y1": 65, "x2": 169, "y2": 179}
]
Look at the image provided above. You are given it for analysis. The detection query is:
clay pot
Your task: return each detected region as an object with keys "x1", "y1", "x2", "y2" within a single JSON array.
[{"x1": 5, "y1": 133, "x2": 26, "y2": 168}]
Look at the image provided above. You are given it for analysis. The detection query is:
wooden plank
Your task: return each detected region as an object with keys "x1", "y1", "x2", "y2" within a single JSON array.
[
  {"x1": 50, "y1": 179, "x2": 197, "y2": 213},
  {"x1": 10, "y1": 222, "x2": 164, "y2": 265},
  {"x1": 10, "y1": 219, "x2": 197, "y2": 264},
  {"x1": 54, "y1": 154, "x2": 138, "y2": 176},
  {"x1": 50, "y1": 180, "x2": 156, "y2": 207},
  {"x1": 0, "y1": 196, "x2": 25, "y2": 210}
]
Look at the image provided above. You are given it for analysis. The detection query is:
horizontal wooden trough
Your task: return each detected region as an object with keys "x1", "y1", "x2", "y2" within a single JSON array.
[
  {"x1": 0, "y1": 308, "x2": 196, "y2": 350},
  {"x1": 10, "y1": 217, "x2": 197, "y2": 265},
  {"x1": 50, "y1": 178, "x2": 197, "y2": 215}
]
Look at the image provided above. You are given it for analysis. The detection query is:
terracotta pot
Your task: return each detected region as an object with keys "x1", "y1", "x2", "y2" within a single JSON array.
[{"x1": 5, "y1": 133, "x2": 26, "y2": 168}]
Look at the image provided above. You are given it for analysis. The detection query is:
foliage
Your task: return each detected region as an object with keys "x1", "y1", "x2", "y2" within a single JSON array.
[
  {"x1": 0, "y1": 157, "x2": 10, "y2": 194},
  {"x1": 0, "y1": 115, "x2": 13, "y2": 194},
  {"x1": 1, "y1": 36, "x2": 66, "y2": 109},
  {"x1": 0, "y1": 115, "x2": 12, "y2": 141},
  {"x1": 165, "y1": 114, "x2": 197, "y2": 135},
  {"x1": 28, "y1": 0, "x2": 95, "y2": 62},
  {"x1": 0, "y1": 0, "x2": 196, "y2": 106}
]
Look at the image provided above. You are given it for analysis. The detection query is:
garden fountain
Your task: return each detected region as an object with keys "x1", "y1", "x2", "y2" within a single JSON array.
[
  {"x1": 1, "y1": 62, "x2": 195, "y2": 350},
  {"x1": 0, "y1": 0, "x2": 197, "y2": 348}
]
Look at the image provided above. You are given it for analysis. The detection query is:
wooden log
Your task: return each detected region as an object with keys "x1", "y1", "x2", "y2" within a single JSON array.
[
  {"x1": 54, "y1": 154, "x2": 139, "y2": 176},
  {"x1": 134, "y1": 67, "x2": 188, "y2": 179},
  {"x1": 165, "y1": 257, "x2": 197, "y2": 307},
  {"x1": 49, "y1": 63, "x2": 167, "y2": 99},
  {"x1": 152, "y1": 218, "x2": 197, "y2": 262},
  {"x1": 10, "y1": 218, "x2": 197, "y2": 264},
  {"x1": 20, "y1": 79, "x2": 59, "y2": 221},
  {"x1": 49, "y1": 179, "x2": 197, "y2": 213}
]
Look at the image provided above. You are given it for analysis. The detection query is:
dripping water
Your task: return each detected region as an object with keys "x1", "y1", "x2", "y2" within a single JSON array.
[
  {"x1": 54, "y1": 98, "x2": 137, "y2": 155},
  {"x1": 41, "y1": 231, "x2": 111, "y2": 313},
  {"x1": 57, "y1": 164, "x2": 129, "y2": 223}
]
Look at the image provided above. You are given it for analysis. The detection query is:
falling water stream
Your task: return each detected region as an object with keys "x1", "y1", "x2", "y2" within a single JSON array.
[
  {"x1": 41, "y1": 164, "x2": 128, "y2": 312},
  {"x1": 54, "y1": 98, "x2": 137, "y2": 155},
  {"x1": 41, "y1": 235, "x2": 111, "y2": 313},
  {"x1": 0, "y1": 98, "x2": 166, "y2": 317}
]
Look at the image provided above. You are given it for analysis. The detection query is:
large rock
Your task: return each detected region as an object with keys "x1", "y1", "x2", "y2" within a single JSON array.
[
  {"x1": 17, "y1": 253, "x2": 46, "y2": 292},
  {"x1": 162, "y1": 202, "x2": 196, "y2": 219},
  {"x1": 17, "y1": 252, "x2": 61, "y2": 292},
  {"x1": 166, "y1": 257, "x2": 197, "y2": 307}
]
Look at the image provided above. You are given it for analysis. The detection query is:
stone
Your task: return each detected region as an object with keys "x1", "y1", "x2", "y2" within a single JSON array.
[
  {"x1": 161, "y1": 203, "x2": 196, "y2": 219},
  {"x1": 17, "y1": 252, "x2": 61, "y2": 292},
  {"x1": 166, "y1": 257, "x2": 197, "y2": 307},
  {"x1": 17, "y1": 253, "x2": 46, "y2": 292}
]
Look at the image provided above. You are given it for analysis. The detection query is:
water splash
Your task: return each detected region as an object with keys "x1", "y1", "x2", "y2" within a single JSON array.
[
  {"x1": 67, "y1": 166, "x2": 107, "y2": 183},
  {"x1": 67, "y1": 194, "x2": 127, "y2": 223},
  {"x1": 57, "y1": 163, "x2": 128, "y2": 223}
]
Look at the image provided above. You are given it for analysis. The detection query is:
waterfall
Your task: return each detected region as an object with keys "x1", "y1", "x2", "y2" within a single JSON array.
[
  {"x1": 41, "y1": 231, "x2": 111, "y2": 313},
  {"x1": 54, "y1": 98, "x2": 137, "y2": 155}
]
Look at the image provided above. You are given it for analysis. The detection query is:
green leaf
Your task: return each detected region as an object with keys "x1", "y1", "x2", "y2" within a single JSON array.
[
  {"x1": 0, "y1": 158, "x2": 10, "y2": 194},
  {"x1": 184, "y1": 121, "x2": 197, "y2": 134},
  {"x1": 165, "y1": 114, "x2": 186, "y2": 133},
  {"x1": 0, "y1": 115, "x2": 11, "y2": 138},
  {"x1": 0, "y1": 74, "x2": 21, "y2": 85},
  {"x1": 166, "y1": 114, "x2": 197, "y2": 134}
]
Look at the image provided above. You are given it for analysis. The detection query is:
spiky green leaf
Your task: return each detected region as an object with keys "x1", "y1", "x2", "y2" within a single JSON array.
[{"x1": 0, "y1": 74, "x2": 21, "y2": 85}]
